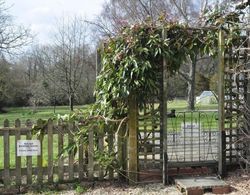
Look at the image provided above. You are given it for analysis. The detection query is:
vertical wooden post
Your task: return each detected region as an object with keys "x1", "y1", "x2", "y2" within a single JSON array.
[
  {"x1": 118, "y1": 123, "x2": 126, "y2": 180},
  {"x1": 128, "y1": 93, "x2": 138, "y2": 184},
  {"x1": 58, "y1": 119, "x2": 64, "y2": 182},
  {"x1": 78, "y1": 128, "x2": 84, "y2": 181},
  {"x1": 162, "y1": 28, "x2": 168, "y2": 185},
  {"x1": 218, "y1": 29, "x2": 226, "y2": 177},
  {"x1": 68, "y1": 122, "x2": 74, "y2": 181},
  {"x1": 4, "y1": 119, "x2": 10, "y2": 187},
  {"x1": 108, "y1": 126, "x2": 114, "y2": 180},
  {"x1": 26, "y1": 120, "x2": 33, "y2": 185},
  {"x1": 88, "y1": 127, "x2": 94, "y2": 180},
  {"x1": 98, "y1": 127, "x2": 104, "y2": 180},
  {"x1": 47, "y1": 119, "x2": 54, "y2": 183},
  {"x1": 15, "y1": 119, "x2": 21, "y2": 186},
  {"x1": 37, "y1": 119, "x2": 44, "y2": 184}
]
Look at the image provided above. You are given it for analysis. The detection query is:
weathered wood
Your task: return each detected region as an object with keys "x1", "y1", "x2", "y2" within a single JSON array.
[
  {"x1": 26, "y1": 120, "x2": 33, "y2": 185},
  {"x1": 122, "y1": 124, "x2": 128, "y2": 178},
  {"x1": 37, "y1": 119, "x2": 44, "y2": 184},
  {"x1": 15, "y1": 119, "x2": 21, "y2": 186},
  {"x1": 58, "y1": 119, "x2": 64, "y2": 182},
  {"x1": 88, "y1": 127, "x2": 94, "y2": 180},
  {"x1": 68, "y1": 123, "x2": 74, "y2": 181},
  {"x1": 143, "y1": 107, "x2": 147, "y2": 169},
  {"x1": 78, "y1": 126, "x2": 84, "y2": 181},
  {"x1": 218, "y1": 30, "x2": 226, "y2": 177},
  {"x1": 118, "y1": 123, "x2": 126, "y2": 180},
  {"x1": 108, "y1": 125, "x2": 114, "y2": 180},
  {"x1": 128, "y1": 94, "x2": 138, "y2": 184},
  {"x1": 47, "y1": 119, "x2": 54, "y2": 183},
  {"x1": 162, "y1": 28, "x2": 168, "y2": 185},
  {"x1": 0, "y1": 118, "x2": 128, "y2": 185},
  {"x1": 3, "y1": 119, "x2": 10, "y2": 187},
  {"x1": 98, "y1": 128, "x2": 104, "y2": 180}
]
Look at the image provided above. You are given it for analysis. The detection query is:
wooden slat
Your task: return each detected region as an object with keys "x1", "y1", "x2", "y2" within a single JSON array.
[
  {"x1": 37, "y1": 119, "x2": 44, "y2": 184},
  {"x1": 78, "y1": 133, "x2": 84, "y2": 181},
  {"x1": 88, "y1": 127, "x2": 94, "y2": 180},
  {"x1": 4, "y1": 119, "x2": 10, "y2": 186},
  {"x1": 68, "y1": 122, "x2": 74, "y2": 181},
  {"x1": 143, "y1": 107, "x2": 148, "y2": 169},
  {"x1": 108, "y1": 125, "x2": 114, "y2": 180},
  {"x1": 47, "y1": 119, "x2": 53, "y2": 183},
  {"x1": 118, "y1": 123, "x2": 126, "y2": 180},
  {"x1": 26, "y1": 120, "x2": 33, "y2": 185},
  {"x1": 151, "y1": 104, "x2": 156, "y2": 168},
  {"x1": 98, "y1": 127, "x2": 104, "y2": 180},
  {"x1": 58, "y1": 119, "x2": 64, "y2": 182},
  {"x1": 15, "y1": 119, "x2": 21, "y2": 186},
  {"x1": 4, "y1": 119, "x2": 10, "y2": 187}
]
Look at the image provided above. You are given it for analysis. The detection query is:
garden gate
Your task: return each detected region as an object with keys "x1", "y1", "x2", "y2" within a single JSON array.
[{"x1": 136, "y1": 29, "x2": 249, "y2": 184}]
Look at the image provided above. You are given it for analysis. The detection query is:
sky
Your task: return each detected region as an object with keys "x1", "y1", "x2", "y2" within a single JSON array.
[{"x1": 6, "y1": 0, "x2": 106, "y2": 44}]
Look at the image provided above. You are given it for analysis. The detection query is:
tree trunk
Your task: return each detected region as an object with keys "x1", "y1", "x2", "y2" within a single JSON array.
[
  {"x1": 187, "y1": 55, "x2": 197, "y2": 110},
  {"x1": 69, "y1": 94, "x2": 74, "y2": 111}
]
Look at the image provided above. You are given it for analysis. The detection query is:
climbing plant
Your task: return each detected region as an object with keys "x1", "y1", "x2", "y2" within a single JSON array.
[
  {"x1": 94, "y1": 13, "x2": 241, "y2": 118},
  {"x1": 95, "y1": 22, "x2": 196, "y2": 117},
  {"x1": 31, "y1": 8, "x2": 243, "y2": 175}
]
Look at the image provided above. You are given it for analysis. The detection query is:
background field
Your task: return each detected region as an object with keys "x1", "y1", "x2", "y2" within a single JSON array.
[
  {"x1": 0, "y1": 105, "x2": 90, "y2": 126},
  {"x1": 0, "y1": 100, "x2": 218, "y2": 168},
  {"x1": 0, "y1": 100, "x2": 218, "y2": 125}
]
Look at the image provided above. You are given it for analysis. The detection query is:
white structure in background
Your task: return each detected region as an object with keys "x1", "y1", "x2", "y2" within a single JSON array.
[{"x1": 196, "y1": 91, "x2": 217, "y2": 104}]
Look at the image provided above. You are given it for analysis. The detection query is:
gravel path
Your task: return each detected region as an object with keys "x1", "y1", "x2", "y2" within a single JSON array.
[{"x1": 22, "y1": 171, "x2": 250, "y2": 194}]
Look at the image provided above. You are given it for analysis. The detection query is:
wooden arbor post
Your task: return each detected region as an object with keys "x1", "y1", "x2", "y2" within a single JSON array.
[
  {"x1": 128, "y1": 93, "x2": 138, "y2": 184},
  {"x1": 162, "y1": 28, "x2": 168, "y2": 185},
  {"x1": 218, "y1": 29, "x2": 226, "y2": 177}
]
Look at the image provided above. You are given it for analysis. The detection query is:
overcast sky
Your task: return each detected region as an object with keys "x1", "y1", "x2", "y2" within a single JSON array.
[{"x1": 6, "y1": 0, "x2": 105, "y2": 44}]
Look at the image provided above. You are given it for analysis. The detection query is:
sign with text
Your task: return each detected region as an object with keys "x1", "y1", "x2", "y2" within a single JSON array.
[
  {"x1": 181, "y1": 122, "x2": 199, "y2": 129},
  {"x1": 17, "y1": 140, "x2": 41, "y2": 156}
]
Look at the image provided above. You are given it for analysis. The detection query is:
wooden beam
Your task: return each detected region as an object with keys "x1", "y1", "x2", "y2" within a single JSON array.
[
  {"x1": 218, "y1": 29, "x2": 226, "y2": 177},
  {"x1": 162, "y1": 28, "x2": 168, "y2": 185},
  {"x1": 128, "y1": 93, "x2": 138, "y2": 184}
]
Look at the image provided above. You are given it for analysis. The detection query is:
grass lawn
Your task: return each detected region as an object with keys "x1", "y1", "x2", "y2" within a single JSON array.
[
  {"x1": 0, "y1": 105, "x2": 90, "y2": 126},
  {"x1": 0, "y1": 100, "x2": 218, "y2": 169},
  {"x1": 168, "y1": 99, "x2": 218, "y2": 111},
  {"x1": 0, "y1": 105, "x2": 90, "y2": 169}
]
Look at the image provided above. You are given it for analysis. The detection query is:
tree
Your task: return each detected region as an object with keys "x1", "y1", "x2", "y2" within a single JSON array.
[
  {"x1": 92, "y1": 0, "x2": 215, "y2": 110},
  {"x1": 0, "y1": 0, "x2": 30, "y2": 112},
  {"x1": 51, "y1": 16, "x2": 94, "y2": 111},
  {"x1": 0, "y1": 0, "x2": 30, "y2": 54}
]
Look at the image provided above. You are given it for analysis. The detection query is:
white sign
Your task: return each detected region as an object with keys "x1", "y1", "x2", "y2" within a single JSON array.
[
  {"x1": 181, "y1": 122, "x2": 199, "y2": 129},
  {"x1": 17, "y1": 140, "x2": 41, "y2": 156}
]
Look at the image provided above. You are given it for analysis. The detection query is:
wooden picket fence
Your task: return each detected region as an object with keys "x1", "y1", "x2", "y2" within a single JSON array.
[{"x1": 0, "y1": 119, "x2": 127, "y2": 187}]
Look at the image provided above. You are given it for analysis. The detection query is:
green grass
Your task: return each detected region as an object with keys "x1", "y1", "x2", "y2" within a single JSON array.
[
  {"x1": 168, "y1": 99, "x2": 218, "y2": 111},
  {"x1": 0, "y1": 105, "x2": 89, "y2": 169},
  {"x1": 0, "y1": 134, "x2": 70, "y2": 170},
  {"x1": 167, "y1": 100, "x2": 219, "y2": 131},
  {"x1": 0, "y1": 100, "x2": 218, "y2": 169},
  {"x1": 0, "y1": 105, "x2": 90, "y2": 126}
]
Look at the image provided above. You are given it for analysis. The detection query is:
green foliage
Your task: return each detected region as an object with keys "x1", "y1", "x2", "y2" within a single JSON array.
[
  {"x1": 94, "y1": 6, "x2": 242, "y2": 117},
  {"x1": 29, "y1": 9, "x2": 243, "y2": 176},
  {"x1": 95, "y1": 21, "x2": 207, "y2": 117},
  {"x1": 75, "y1": 184, "x2": 87, "y2": 194}
]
